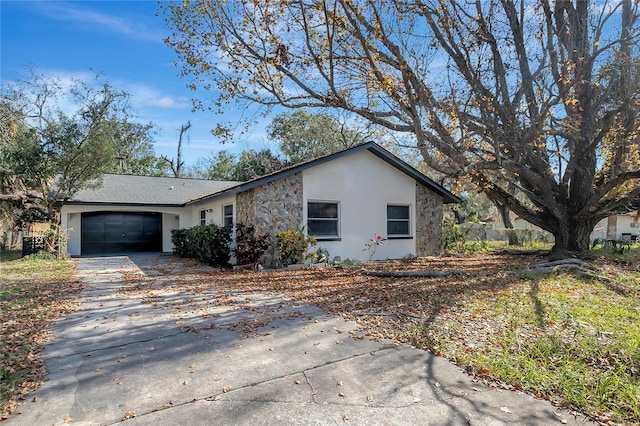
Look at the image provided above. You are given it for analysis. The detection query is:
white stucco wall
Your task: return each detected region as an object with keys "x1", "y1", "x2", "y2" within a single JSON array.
[
  {"x1": 594, "y1": 213, "x2": 639, "y2": 241},
  {"x1": 302, "y1": 150, "x2": 416, "y2": 261},
  {"x1": 60, "y1": 204, "x2": 184, "y2": 256},
  {"x1": 188, "y1": 196, "x2": 236, "y2": 227}
]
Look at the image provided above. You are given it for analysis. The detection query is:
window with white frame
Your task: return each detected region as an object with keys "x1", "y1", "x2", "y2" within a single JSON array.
[
  {"x1": 387, "y1": 205, "x2": 410, "y2": 237},
  {"x1": 200, "y1": 209, "x2": 207, "y2": 226},
  {"x1": 307, "y1": 201, "x2": 339, "y2": 239},
  {"x1": 223, "y1": 204, "x2": 233, "y2": 227}
]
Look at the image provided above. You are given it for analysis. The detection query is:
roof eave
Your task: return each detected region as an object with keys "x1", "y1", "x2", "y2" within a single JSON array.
[
  {"x1": 183, "y1": 142, "x2": 461, "y2": 205},
  {"x1": 63, "y1": 201, "x2": 186, "y2": 208}
]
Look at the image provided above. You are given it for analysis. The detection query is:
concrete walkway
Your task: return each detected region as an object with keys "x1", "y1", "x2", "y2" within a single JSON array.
[{"x1": 6, "y1": 254, "x2": 593, "y2": 425}]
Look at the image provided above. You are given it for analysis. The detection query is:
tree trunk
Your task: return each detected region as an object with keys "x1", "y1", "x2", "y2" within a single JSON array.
[
  {"x1": 485, "y1": 185, "x2": 519, "y2": 245},
  {"x1": 550, "y1": 218, "x2": 597, "y2": 257},
  {"x1": 495, "y1": 201, "x2": 519, "y2": 246}
]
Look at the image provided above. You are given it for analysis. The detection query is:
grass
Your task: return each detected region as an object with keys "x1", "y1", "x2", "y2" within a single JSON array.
[
  {"x1": 450, "y1": 239, "x2": 553, "y2": 254},
  {"x1": 0, "y1": 249, "x2": 21, "y2": 263},
  {"x1": 454, "y1": 274, "x2": 639, "y2": 421},
  {"x1": 394, "y1": 253, "x2": 640, "y2": 424},
  {"x1": 0, "y1": 250, "x2": 79, "y2": 419}
]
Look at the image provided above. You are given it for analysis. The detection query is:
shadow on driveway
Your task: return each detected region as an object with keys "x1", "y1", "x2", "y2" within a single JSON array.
[{"x1": 6, "y1": 254, "x2": 593, "y2": 426}]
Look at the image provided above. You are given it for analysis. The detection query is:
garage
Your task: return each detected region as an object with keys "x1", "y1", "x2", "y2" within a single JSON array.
[{"x1": 81, "y1": 212, "x2": 162, "y2": 255}]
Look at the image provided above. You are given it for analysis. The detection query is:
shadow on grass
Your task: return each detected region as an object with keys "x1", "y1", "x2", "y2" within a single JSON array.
[{"x1": 0, "y1": 249, "x2": 21, "y2": 263}]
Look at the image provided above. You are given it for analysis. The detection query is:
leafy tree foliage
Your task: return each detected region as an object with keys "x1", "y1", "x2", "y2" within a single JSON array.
[
  {"x1": 164, "y1": 0, "x2": 640, "y2": 255},
  {"x1": 234, "y1": 149, "x2": 286, "y2": 181},
  {"x1": 188, "y1": 150, "x2": 238, "y2": 180},
  {"x1": 268, "y1": 110, "x2": 367, "y2": 163},
  {"x1": 109, "y1": 120, "x2": 168, "y2": 176},
  {"x1": 1, "y1": 68, "x2": 159, "y2": 226},
  {"x1": 188, "y1": 148, "x2": 285, "y2": 181}
]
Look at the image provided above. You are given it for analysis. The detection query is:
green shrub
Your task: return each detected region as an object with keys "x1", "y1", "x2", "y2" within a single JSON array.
[
  {"x1": 171, "y1": 228, "x2": 189, "y2": 257},
  {"x1": 443, "y1": 218, "x2": 469, "y2": 252},
  {"x1": 23, "y1": 251, "x2": 58, "y2": 261},
  {"x1": 592, "y1": 238, "x2": 631, "y2": 255},
  {"x1": 232, "y1": 222, "x2": 270, "y2": 265},
  {"x1": 171, "y1": 224, "x2": 231, "y2": 266},
  {"x1": 275, "y1": 228, "x2": 317, "y2": 265}
]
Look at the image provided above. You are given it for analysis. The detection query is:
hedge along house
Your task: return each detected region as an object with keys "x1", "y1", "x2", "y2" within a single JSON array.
[{"x1": 61, "y1": 142, "x2": 460, "y2": 261}]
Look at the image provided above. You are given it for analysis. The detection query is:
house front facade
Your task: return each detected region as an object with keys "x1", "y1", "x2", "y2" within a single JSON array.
[{"x1": 61, "y1": 143, "x2": 459, "y2": 262}]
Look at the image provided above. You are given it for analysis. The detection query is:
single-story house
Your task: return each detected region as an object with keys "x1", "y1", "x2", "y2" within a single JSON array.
[
  {"x1": 61, "y1": 142, "x2": 460, "y2": 262},
  {"x1": 592, "y1": 212, "x2": 639, "y2": 242}
]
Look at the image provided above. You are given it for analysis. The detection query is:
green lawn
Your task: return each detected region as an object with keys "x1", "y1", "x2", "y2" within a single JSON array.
[{"x1": 396, "y1": 248, "x2": 640, "y2": 424}]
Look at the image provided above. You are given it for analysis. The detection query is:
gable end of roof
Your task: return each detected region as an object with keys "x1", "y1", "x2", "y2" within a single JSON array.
[{"x1": 188, "y1": 142, "x2": 460, "y2": 205}]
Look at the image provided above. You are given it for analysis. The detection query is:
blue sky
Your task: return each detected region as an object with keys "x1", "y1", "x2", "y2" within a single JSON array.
[{"x1": 1, "y1": 0, "x2": 275, "y2": 166}]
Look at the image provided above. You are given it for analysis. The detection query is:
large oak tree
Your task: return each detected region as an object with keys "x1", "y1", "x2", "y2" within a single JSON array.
[{"x1": 163, "y1": 0, "x2": 640, "y2": 255}]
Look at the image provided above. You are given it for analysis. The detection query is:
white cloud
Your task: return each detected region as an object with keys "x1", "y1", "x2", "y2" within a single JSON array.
[
  {"x1": 31, "y1": 68, "x2": 189, "y2": 111},
  {"x1": 36, "y1": 1, "x2": 164, "y2": 43},
  {"x1": 122, "y1": 83, "x2": 190, "y2": 109}
]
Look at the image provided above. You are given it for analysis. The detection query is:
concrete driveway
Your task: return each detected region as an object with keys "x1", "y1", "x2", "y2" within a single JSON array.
[{"x1": 6, "y1": 254, "x2": 592, "y2": 425}]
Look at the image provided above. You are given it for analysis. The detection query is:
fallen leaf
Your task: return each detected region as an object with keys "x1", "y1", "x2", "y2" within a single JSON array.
[
  {"x1": 31, "y1": 396, "x2": 39, "y2": 402},
  {"x1": 122, "y1": 411, "x2": 136, "y2": 420}
]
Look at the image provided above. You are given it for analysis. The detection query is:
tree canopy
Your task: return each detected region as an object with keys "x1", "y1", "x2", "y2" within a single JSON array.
[
  {"x1": 164, "y1": 0, "x2": 640, "y2": 255},
  {"x1": 1, "y1": 69, "x2": 160, "y2": 226},
  {"x1": 189, "y1": 148, "x2": 285, "y2": 181},
  {"x1": 267, "y1": 110, "x2": 367, "y2": 163}
]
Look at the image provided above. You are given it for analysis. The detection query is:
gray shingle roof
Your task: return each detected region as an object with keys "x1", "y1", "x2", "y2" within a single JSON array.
[
  {"x1": 67, "y1": 174, "x2": 241, "y2": 206},
  {"x1": 66, "y1": 143, "x2": 460, "y2": 206}
]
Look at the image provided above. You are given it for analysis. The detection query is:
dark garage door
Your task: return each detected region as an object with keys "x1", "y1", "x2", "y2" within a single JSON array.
[{"x1": 81, "y1": 212, "x2": 162, "y2": 255}]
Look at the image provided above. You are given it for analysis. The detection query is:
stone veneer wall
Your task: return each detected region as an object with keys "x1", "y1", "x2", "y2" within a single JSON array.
[
  {"x1": 416, "y1": 182, "x2": 444, "y2": 256},
  {"x1": 236, "y1": 172, "x2": 303, "y2": 265}
]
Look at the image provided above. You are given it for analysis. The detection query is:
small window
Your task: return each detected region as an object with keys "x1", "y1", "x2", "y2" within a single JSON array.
[
  {"x1": 387, "y1": 205, "x2": 410, "y2": 236},
  {"x1": 223, "y1": 204, "x2": 233, "y2": 227},
  {"x1": 307, "y1": 202, "x2": 339, "y2": 238},
  {"x1": 200, "y1": 210, "x2": 207, "y2": 226}
]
